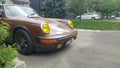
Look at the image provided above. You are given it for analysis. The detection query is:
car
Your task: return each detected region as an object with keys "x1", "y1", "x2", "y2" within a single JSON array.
[
  {"x1": 111, "y1": 15, "x2": 116, "y2": 19},
  {"x1": 76, "y1": 12, "x2": 101, "y2": 20},
  {"x1": 0, "y1": 4, "x2": 77, "y2": 55}
]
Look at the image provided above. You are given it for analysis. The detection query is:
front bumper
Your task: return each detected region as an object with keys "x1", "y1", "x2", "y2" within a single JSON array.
[{"x1": 34, "y1": 31, "x2": 77, "y2": 51}]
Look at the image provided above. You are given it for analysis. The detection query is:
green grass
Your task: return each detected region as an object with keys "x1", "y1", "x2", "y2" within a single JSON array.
[{"x1": 72, "y1": 20, "x2": 120, "y2": 30}]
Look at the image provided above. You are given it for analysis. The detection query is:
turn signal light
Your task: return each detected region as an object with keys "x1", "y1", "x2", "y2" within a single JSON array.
[{"x1": 41, "y1": 39, "x2": 57, "y2": 44}]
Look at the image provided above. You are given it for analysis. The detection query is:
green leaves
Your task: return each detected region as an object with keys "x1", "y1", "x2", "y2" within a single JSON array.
[
  {"x1": 0, "y1": 20, "x2": 18, "y2": 68},
  {"x1": 66, "y1": 0, "x2": 120, "y2": 18},
  {"x1": 40, "y1": 0, "x2": 66, "y2": 18},
  {"x1": 91, "y1": 0, "x2": 120, "y2": 18},
  {"x1": 0, "y1": 20, "x2": 9, "y2": 44},
  {"x1": 0, "y1": 46, "x2": 18, "y2": 68}
]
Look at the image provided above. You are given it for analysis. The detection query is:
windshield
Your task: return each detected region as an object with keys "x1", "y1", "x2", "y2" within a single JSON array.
[{"x1": 4, "y1": 5, "x2": 39, "y2": 17}]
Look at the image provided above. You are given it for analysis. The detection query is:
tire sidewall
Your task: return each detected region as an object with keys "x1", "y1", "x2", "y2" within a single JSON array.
[
  {"x1": 14, "y1": 29, "x2": 34, "y2": 55},
  {"x1": 91, "y1": 17, "x2": 96, "y2": 20}
]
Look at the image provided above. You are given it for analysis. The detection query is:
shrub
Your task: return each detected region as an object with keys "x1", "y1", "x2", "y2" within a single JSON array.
[
  {"x1": 0, "y1": 20, "x2": 9, "y2": 45},
  {"x1": 72, "y1": 20, "x2": 120, "y2": 30},
  {"x1": 0, "y1": 20, "x2": 18, "y2": 68}
]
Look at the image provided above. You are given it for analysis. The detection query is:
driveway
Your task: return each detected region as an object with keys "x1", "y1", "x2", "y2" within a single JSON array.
[{"x1": 19, "y1": 30, "x2": 120, "y2": 68}]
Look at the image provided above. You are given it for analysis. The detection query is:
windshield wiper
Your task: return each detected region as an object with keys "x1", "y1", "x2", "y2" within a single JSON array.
[{"x1": 27, "y1": 13, "x2": 40, "y2": 18}]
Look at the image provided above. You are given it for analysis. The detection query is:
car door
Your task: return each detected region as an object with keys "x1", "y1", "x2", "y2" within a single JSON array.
[
  {"x1": 81, "y1": 13, "x2": 88, "y2": 19},
  {"x1": 87, "y1": 13, "x2": 94, "y2": 19}
]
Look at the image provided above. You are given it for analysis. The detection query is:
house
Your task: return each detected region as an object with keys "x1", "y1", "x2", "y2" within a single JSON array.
[
  {"x1": 0, "y1": 0, "x2": 29, "y2": 6},
  {"x1": 29, "y1": 0, "x2": 43, "y2": 14},
  {"x1": 0, "y1": 0, "x2": 43, "y2": 14},
  {"x1": 0, "y1": 0, "x2": 41, "y2": 14}
]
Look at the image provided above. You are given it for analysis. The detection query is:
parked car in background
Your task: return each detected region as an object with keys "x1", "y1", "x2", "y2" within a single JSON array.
[
  {"x1": 0, "y1": 4, "x2": 77, "y2": 55},
  {"x1": 76, "y1": 12, "x2": 101, "y2": 20},
  {"x1": 111, "y1": 15, "x2": 116, "y2": 19}
]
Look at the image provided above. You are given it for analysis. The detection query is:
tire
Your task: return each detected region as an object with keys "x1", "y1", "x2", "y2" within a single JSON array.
[
  {"x1": 78, "y1": 17, "x2": 81, "y2": 20},
  {"x1": 14, "y1": 29, "x2": 34, "y2": 55},
  {"x1": 76, "y1": 16, "x2": 81, "y2": 20},
  {"x1": 91, "y1": 17, "x2": 96, "y2": 20}
]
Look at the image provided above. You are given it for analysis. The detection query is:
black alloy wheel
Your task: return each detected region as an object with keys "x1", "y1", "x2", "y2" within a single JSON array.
[{"x1": 14, "y1": 29, "x2": 34, "y2": 55}]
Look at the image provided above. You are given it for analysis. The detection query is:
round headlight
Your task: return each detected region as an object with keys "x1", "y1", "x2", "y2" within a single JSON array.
[
  {"x1": 41, "y1": 23, "x2": 50, "y2": 34},
  {"x1": 69, "y1": 21, "x2": 74, "y2": 28}
]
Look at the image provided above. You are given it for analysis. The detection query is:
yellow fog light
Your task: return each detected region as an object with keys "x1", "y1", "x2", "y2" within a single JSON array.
[
  {"x1": 69, "y1": 21, "x2": 74, "y2": 28},
  {"x1": 41, "y1": 23, "x2": 50, "y2": 34},
  {"x1": 57, "y1": 44, "x2": 62, "y2": 49}
]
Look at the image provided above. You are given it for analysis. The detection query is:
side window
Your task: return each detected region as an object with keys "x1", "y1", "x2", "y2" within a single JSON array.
[
  {"x1": 89, "y1": 13, "x2": 93, "y2": 15},
  {"x1": 87, "y1": 13, "x2": 93, "y2": 15},
  {"x1": 86, "y1": 13, "x2": 90, "y2": 15}
]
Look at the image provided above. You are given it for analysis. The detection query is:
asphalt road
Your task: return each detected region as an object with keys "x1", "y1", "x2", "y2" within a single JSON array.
[{"x1": 19, "y1": 30, "x2": 120, "y2": 68}]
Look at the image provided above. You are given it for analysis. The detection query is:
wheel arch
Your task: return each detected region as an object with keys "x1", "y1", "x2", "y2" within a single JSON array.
[
  {"x1": 12, "y1": 27, "x2": 32, "y2": 42},
  {"x1": 13, "y1": 27, "x2": 35, "y2": 55},
  {"x1": 91, "y1": 17, "x2": 96, "y2": 20}
]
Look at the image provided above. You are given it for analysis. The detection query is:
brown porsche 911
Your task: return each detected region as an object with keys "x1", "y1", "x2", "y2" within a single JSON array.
[{"x1": 0, "y1": 4, "x2": 77, "y2": 55}]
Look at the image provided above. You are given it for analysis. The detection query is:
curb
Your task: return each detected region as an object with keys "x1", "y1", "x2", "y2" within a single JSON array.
[
  {"x1": 75, "y1": 29, "x2": 102, "y2": 32},
  {"x1": 13, "y1": 58, "x2": 27, "y2": 68},
  {"x1": 74, "y1": 29, "x2": 120, "y2": 32}
]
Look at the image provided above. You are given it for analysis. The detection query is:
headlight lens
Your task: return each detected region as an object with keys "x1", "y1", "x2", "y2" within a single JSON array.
[
  {"x1": 41, "y1": 23, "x2": 50, "y2": 34},
  {"x1": 69, "y1": 21, "x2": 74, "y2": 28}
]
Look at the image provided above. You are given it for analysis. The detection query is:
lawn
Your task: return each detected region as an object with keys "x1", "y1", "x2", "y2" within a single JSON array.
[{"x1": 72, "y1": 20, "x2": 120, "y2": 30}]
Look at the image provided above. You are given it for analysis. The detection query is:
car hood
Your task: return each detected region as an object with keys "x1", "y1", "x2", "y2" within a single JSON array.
[
  {"x1": 9, "y1": 17, "x2": 72, "y2": 35},
  {"x1": 34, "y1": 17, "x2": 72, "y2": 35}
]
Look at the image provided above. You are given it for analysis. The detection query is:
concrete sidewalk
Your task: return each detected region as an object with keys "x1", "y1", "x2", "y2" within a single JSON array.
[{"x1": 19, "y1": 30, "x2": 120, "y2": 68}]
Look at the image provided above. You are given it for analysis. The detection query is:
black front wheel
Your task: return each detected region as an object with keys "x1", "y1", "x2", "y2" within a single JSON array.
[
  {"x1": 14, "y1": 29, "x2": 34, "y2": 55},
  {"x1": 91, "y1": 17, "x2": 96, "y2": 20}
]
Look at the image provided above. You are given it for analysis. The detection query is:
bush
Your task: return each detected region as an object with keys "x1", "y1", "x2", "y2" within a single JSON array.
[
  {"x1": 72, "y1": 20, "x2": 120, "y2": 30},
  {"x1": 0, "y1": 20, "x2": 18, "y2": 68},
  {"x1": 0, "y1": 21, "x2": 9, "y2": 45}
]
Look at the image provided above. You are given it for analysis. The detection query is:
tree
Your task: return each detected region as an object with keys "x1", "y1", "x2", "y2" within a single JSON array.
[
  {"x1": 92, "y1": 0, "x2": 120, "y2": 18},
  {"x1": 65, "y1": 0, "x2": 120, "y2": 19},
  {"x1": 66, "y1": 0, "x2": 84, "y2": 15},
  {"x1": 40, "y1": 0, "x2": 66, "y2": 19},
  {"x1": 83, "y1": 0, "x2": 93, "y2": 12},
  {"x1": 65, "y1": 0, "x2": 94, "y2": 18}
]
